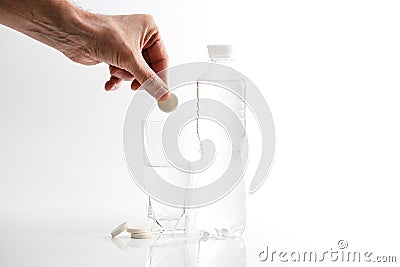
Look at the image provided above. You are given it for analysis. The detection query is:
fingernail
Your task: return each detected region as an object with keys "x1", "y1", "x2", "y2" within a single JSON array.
[{"x1": 110, "y1": 84, "x2": 121, "y2": 91}]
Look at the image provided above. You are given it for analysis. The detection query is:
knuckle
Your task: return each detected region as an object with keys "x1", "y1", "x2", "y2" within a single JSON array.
[{"x1": 140, "y1": 14, "x2": 156, "y2": 26}]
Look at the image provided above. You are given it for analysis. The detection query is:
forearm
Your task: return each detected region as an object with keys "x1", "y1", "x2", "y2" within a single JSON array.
[{"x1": 0, "y1": 0, "x2": 100, "y2": 56}]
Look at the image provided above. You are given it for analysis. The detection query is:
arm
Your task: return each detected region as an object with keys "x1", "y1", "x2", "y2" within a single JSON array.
[{"x1": 0, "y1": 0, "x2": 169, "y2": 99}]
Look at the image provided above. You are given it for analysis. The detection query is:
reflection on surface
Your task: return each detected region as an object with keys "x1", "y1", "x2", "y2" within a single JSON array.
[{"x1": 111, "y1": 234, "x2": 246, "y2": 267}]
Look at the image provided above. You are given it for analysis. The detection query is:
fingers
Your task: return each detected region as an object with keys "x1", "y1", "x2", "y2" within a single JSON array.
[
  {"x1": 105, "y1": 76, "x2": 122, "y2": 91},
  {"x1": 144, "y1": 38, "x2": 169, "y2": 92},
  {"x1": 107, "y1": 65, "x2": 150, "y2": 94},
  {"x1": 106, "y1": 65, "x2": 135, "y2": 91},
  {"x1": 106, "y1": 62, "x2": 166, "y2": 97},
  {"x1": 146, "y1": 38, "x2": 169, "y2": 75},
  {"x1": 105, "y1": 29, "x2": 169, "y2": 100},
  {"x1": 146, "y1": 38, "x2": 169, "y2": 100},
  {"x1": 106, "y1": 65, "x2": 146, "y2": 93},
  {"x1": 106, "y1": 75, "x2": 142, "y2": 92},
  {"x1": 126, "y1": 34, "x2": 169, "y2": 100},
  {"x1": 131, "y1": 80, "x2": 141, "y2": 91},
  {"x1": 129, "y1": 56, "x2": 168, "y2": 100},
  {"x1": 109, "y1": 65, "x2": 134, "y2": 81}
]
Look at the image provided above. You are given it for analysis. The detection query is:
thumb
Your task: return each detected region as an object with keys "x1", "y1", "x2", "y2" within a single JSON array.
[{"x1": 130, "y1": 56, "x2": 169, "y2": 100}]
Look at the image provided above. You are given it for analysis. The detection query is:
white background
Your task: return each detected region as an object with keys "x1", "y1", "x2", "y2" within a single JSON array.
[{"x1": 0, "y1": 0, "x2": 399, "y2": 266}]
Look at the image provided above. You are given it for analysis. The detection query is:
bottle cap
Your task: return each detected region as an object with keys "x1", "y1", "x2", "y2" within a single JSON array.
[{"x1": 207, "y1": 45, "x2": 234, "y2": 59}]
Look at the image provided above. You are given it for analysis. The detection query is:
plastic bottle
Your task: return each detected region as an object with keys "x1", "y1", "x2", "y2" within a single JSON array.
[{"x1": 193, "y1": 45, "x2": 247, "y2": 238}]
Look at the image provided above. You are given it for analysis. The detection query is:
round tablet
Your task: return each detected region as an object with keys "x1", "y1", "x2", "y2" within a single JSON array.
[
  {"x1": 158, "y1": 93, "x2": 178, "y2": 113},
  {"x1": 131, "y1": 232, "x2": 152, "y2": 239},
  {"x1": 126, "y1": 226, "x2": 148, "y2": 234},
  {"x1": 111, "y1": 221, "x2": 128, "y2": 238}
]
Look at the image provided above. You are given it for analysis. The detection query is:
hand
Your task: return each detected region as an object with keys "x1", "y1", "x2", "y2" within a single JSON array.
[
  {"x1": 0, "y1": 1, "x2": 169, "y2": 100},
  {"x1": 66, "y1": 14, "x2": 170, "y2": 100}
]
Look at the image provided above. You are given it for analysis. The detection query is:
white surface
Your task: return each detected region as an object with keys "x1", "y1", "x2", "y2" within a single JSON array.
[{"x1": 1, "y1": 0, "x2": 400, "y2": 266}]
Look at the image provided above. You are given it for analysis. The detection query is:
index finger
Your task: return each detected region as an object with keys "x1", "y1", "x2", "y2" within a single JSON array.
[{"x1": 144, "y1": 37, "x2": 169, "y2": 86}]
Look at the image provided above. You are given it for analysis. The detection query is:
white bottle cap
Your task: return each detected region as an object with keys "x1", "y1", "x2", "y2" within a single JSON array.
[{"x1": 207, "y1": 45, "x2": 234, "y2": 59}]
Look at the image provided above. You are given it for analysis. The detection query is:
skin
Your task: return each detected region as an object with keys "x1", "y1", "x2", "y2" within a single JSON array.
[{"x1": 0, "y1": 0, "x2": 170, "y2": 100}]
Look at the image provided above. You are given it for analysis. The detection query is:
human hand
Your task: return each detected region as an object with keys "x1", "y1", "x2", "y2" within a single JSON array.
[
  {"x1": 0, "y1": 2, "x2": 169, "y2": 99},
  {"x1": 102, "y1": 14, "x2": 170, "y2": 100},
  {"x1": 85, "y1": 14, "x2": 170, "y2": 100}
]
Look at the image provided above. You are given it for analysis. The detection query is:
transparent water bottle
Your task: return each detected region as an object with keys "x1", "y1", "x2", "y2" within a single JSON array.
[{"x1": 193, "y1": 45, "x2": 247, "y2": 237}]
